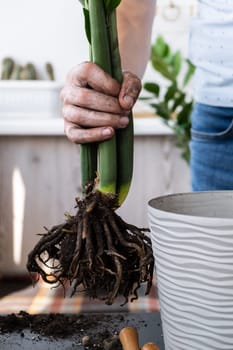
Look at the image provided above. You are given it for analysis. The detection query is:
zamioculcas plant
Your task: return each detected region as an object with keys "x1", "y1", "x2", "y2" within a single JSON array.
[
  {"x1": 27, "y1": 0, "x2": 154, "y2": 305},
  {"x1": 143, "y1": 35, "x2": 195, "y2": 162}
]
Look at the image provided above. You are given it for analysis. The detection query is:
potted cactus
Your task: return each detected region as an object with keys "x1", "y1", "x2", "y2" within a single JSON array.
[{"x1": 0, "y1": 57, "x2": 62, "y2": 119}]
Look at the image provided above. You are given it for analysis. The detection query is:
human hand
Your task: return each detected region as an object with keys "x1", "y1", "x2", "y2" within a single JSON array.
[{"x1": 60, "y1": 62, "x2": 141, "y2": 144}]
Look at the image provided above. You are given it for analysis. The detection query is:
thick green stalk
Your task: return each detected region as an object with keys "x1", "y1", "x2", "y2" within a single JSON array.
[
  {"x1": 80, "y1": 0, "x2": 97, "y2": 195},
  {"x1": 80, "y1": 0, "x2": 132, "y2": 203},
  {"x1": 80, "y1": 143, "x2": 97, "y2": 193},
  {"x1": 107, "y1": 10, "x2": 134, "y2": 205},
  {"x1": 116, "y1": 113, "x2": 134, "y2": 205},
  {"x1": 89, "y1": 0, "x2": 117, "y2": 195}
]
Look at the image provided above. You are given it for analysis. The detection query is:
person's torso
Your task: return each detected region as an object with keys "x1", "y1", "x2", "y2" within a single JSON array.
[{"x1": 189, "y1": 0, "x2": 233, "y2": 106}]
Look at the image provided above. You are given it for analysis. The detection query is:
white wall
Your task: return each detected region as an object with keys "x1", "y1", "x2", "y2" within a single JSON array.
[
  {"x1": 0, "y1": 0, "x2": 88, "y2": 81},
  {"x1": 0, "y1": 0, "x2": 197, "y2": 83},
  {"x1": 144, "y1": 0, "x2": 197, "y2": 91}
]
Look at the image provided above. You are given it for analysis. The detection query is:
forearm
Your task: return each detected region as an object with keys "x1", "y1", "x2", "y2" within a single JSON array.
[{"x1": 117, "y1": 0, "x2": 156, "y2": 78}]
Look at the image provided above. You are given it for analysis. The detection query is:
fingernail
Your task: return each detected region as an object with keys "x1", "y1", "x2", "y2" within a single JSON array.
[
  {"x1": 102, "y1": 128, "x2": 112, "y2": 137},
  {"x1": 124, "y1": 95, "x2": 134, "y2": 108},
  {"x1": 119, "y1": 117, "x2": 129, "y2": 127}
]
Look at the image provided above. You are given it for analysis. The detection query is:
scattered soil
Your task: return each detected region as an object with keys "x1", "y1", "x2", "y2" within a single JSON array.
[
  {"x1": 0, "y1": 311, "x2": 156, "y2": 350},
  {"x1": 0, "y1": 311, "x2": 123, "y2": 349}
]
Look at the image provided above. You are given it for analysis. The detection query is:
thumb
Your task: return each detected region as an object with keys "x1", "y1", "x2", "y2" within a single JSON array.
[{"x1": 119, "y1": 71, "x2": 142, "y2": 110}]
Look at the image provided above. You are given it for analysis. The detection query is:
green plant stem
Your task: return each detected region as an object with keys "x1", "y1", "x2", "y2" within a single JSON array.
[
  {"x1": 89, "y1": 0, "x2": 117, "y2": 195},
  {"x1": 107, "y1": 9, "x2": 134, "y2": 205},
  {"x1": 80, "y1": 143, "x2": 97, "y2": 193},
  {"x1": 80, "y1": 0, "x2": 97, "y2": 194}
]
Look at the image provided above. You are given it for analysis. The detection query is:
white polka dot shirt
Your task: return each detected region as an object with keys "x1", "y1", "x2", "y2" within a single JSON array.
[{"x1": 189, "y1": 0, "x2": 233, "y2": 106}]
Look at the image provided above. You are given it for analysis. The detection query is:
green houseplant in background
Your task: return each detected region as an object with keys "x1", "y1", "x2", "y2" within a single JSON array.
[{"x1": 143, "y1": 35, "x2": 195, "y2": 163}]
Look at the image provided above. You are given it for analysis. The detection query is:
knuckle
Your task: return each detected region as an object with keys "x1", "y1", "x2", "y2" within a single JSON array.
[
  {"x1": 60, "y1": 86, "x2": 73, "y2": 104},
  {"x1": 64, "y1": 123, "x2": 72, "y2": 139},
  {"x1": 76, "y1": 88, "x2": 88, "y2": 103},
  {"x1": 62, "y1": 105, "x2": 72, "y2": 120},
  {"x1": 64, "y1": 123, "x2": 94, "y2": 144},
  {"x1": 82, "y1": 129, "x2": 92, "y2": 143},
  {"x1": 62, "y1": 105, "x2": 68, "y2": 119},
  {"x1": 75, "y1": 61, "x2": 95, "y2": 84},
  {"x1": 61, "y1": 86, "x2": 88, "y2": 107},
  {"x1": 66, "y1": 61, "x2": 94, "y2": 87},
  {"x1": 81, "y1": 61, "x2": 94, "y2": 74},
  {"x1": 60, "y1": 86, "x2": 69, "y2": 102},
  {"x1": 65, "y1": 123, "x2": 105, "y2": 144},
  {"x1": 66, "y1": 127, "x2": 79, "y2": 144},
  {"x1": 82, "y1": 128, "x2": 103, "y2": 144},
  {"x1": 65, "y1": 65, "x2": 79, "y2": 83},
  {"x1": 63, "y1": 105, "x2": 84, "y2": 125}
]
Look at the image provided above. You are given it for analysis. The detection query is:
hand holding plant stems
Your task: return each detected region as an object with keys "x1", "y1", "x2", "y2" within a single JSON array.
[
  {"x1": 62, "y1": 63, "x2": 139, "y2": 144},
  {"x1": 27, "y1": 0, "x2": 154, "y2": 305},
  {"x1": 143, "y1": 35, "x2": 195, "y2": 162}
]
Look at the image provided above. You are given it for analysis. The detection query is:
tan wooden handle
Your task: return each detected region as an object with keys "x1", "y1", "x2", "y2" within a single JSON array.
[
  {"x1": 119, "y1": 327, "x2": 140, "y2": 350},
  {"x1": 141, "y1": 342, "x2": 160, "y2": 350}
]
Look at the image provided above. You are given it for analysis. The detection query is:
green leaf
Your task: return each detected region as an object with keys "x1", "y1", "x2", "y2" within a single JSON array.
[
  {"x1": 177, "y1": 101, "x2": 193, "y2": 125},
  {"x1": 143, "y1": 82, "x2": 160, "y2": 97},
  {"x1": 183, "y1": 59, "x2": 195, "y2": 87},
  {"x1": 171, "y1": 51, "x2": 182, "y2": 77},
  {"x1": 151, "y1": 56, "x2": 176, "y2": 82},
  {"x1": 172, "y1": 91, "x2": 185, "y2": 110},
  {"x1": 151, "y1": 35, "x2": 170, "y2": 58},
  {"x1": 164, "y1": 83, "x2": 178, "y2": 103},
  {"x1": 104, "y1": 0, "x2": 121, "y2": 11},
  {"x1": 143, "y1": 34, "x2": 195, "y2": 164},
  {"x1": 79, "y1": 0, "x2": 85, "y2": 6},
  {"x1": 151, "y1": 102, "x2": 170, "y2": 120},
  {"x1": 83, "y1": 8, "x2": 91, "y2": 44},
  {"x1": 139, "y1": 96, "x2": 153, "y2": 101}
]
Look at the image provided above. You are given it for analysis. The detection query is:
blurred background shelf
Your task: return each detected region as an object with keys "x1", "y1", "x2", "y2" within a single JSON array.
[{"x1": 0, "y1": 116, "x2": 173, "y2": 136}]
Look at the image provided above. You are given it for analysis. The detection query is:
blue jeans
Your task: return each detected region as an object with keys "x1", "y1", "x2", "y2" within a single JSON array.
[{"x1": 190, "y1": 103, "x2": 233, "y2": 191}]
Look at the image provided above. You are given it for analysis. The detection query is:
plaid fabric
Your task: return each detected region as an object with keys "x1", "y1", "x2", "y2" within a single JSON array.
[{"x1": 0, "y1": 277, "x2": 160, "y2": 314}]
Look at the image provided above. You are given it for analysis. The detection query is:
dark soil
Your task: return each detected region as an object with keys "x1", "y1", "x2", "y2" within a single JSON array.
[
  {"x1": 0, "y1": 311, "x2": 123, "y2": 349},
  {"x1": 0, "y1": 311, "x2": 163, "y2": 350}
]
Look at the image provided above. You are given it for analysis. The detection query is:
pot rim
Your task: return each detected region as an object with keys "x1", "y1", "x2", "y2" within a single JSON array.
[{"x1": 148, "y1": 190, "x2": 233, "y2": 224}]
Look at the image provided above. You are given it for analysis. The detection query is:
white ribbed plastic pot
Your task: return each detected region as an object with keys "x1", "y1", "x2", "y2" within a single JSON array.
[{"x1": 148, "y1": 191, "x2": 233, "y2": 350}]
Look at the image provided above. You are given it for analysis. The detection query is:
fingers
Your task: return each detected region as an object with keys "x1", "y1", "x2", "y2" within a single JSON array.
[
  {"x1": 61, "y1": 84, "x2": 127, "y2": 115},
  {"x1": 62, "y1": 104, "x2": 129, "y2": 144},
  {"x1": 66, "y1": 61, "x2": 121, "y2": 96},
  {"x1": 60, "y1": 62, "x2": 142, "y2": 144},
  {"x1": 64, "y1": 121, "x2": 115, "y2": 144},
  {"x1": 63, "y1": 105, "x2": 129, "y2": 129}
]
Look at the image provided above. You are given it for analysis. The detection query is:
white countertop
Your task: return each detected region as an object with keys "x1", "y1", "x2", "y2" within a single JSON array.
[
  {"x1": 0, "y1": 87, "x2": 173, "y2": 136},
  {"x1": 0, "y1": 116, "x2": 173, "y2": 136}
]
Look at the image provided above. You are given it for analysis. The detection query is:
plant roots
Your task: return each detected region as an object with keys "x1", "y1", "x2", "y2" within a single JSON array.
[{"x1": 27, "y1": 188, "x2": 154, "y2": 305}]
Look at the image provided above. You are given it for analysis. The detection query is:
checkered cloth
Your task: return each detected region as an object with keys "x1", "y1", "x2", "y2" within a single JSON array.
[{"x1": 0, "y1": 277, "x2": 160, "y2": 314}]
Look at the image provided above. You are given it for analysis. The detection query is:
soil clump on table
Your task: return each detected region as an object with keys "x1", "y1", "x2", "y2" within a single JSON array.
[{"x1": 0, "y1": 311, "x2": 138, "y2": 349}]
